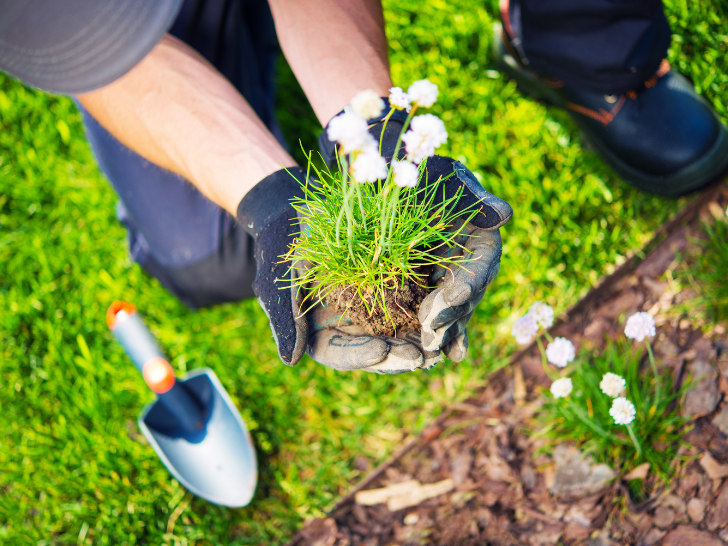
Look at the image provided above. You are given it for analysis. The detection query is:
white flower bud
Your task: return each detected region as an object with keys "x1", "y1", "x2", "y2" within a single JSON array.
[
  {"x1": 351, "y1": 147, "x2": 387, "y2": 183},
  {"x1": 529, "y1": 302, "x2": 554, "y2": 329},
  {"x1": 350, "y1": 89, "x2": 385, "y2": 120},
  {"x1": 512, "y1": 314, "x2": 538, "y2": 345},
  {"x1": 402, "y1": 114, "x2": 448, "y2": 164},
  {"x1": 610, "y1": 397, "x2": 636, "y2": 425},
  {"x1": 327, "y1": 111, "x2": 373, "y2": 154},
  {"x1": 389, "y1": 87, "x2": 411, "y2": 111},
  {"x1": 550, "y1": 377, "x2": 573, "y2": 399},
  {"x1": 407, "y1": 79, "x2": 438, "y2": 108},
  {"x1": 545, "y1": 337, "x2": 575, "y2": 368},
  {"x1": 392, "y1": 160, "x2": 419, "y2": 188},
  {"x1": 600, "y1": 373, "x2": 626, "y2": 398},
  {"x1": 624, "y1": 312, "x2": 656, "y2": 342}
]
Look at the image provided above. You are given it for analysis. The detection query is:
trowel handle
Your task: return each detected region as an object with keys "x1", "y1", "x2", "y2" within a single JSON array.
[{"x1": 107, "y1": 302, "x2": 205, "y2": 433}]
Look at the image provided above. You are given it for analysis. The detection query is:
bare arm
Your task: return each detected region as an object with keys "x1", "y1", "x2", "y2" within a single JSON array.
[
  {"x1": 78, "y1": 0, "x2": 393, "y2": 213},
  {"x1": 77, "y1": 34, "x2": 296, "y2": 215},
  {"x1": 269, "y1": 0, "x2": 393, "y2": 124}
]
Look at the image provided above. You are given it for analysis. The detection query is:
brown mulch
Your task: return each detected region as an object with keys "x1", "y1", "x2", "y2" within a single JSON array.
[{"x1": 289, "y1": 181, "x2": 728, "y2": 546}]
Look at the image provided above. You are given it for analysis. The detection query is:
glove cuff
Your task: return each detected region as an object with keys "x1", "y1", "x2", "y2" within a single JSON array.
[
  {"x1": 318, "y1": 98, "x2": 409, "y2": 167},
  {"x1": 236, "y1": 166, "x2": 306, "y2": 238}
]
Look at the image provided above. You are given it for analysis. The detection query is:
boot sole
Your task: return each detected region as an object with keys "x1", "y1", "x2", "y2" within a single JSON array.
[{"x1": 492, "y1": 24, "x2": 728, "y2": 197}]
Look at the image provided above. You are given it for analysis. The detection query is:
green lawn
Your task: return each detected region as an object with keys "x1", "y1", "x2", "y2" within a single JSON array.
[{"x1": 1, "y1": 1, "x2": 726, "y2": 544}]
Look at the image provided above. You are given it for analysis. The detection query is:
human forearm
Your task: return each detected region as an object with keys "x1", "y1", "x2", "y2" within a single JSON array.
[
  {"x1": 77, "y1": 34, "x2": 296, "y2": 215},
  {"x1": 269, "y1": 0, "x2": 393, "y2": 124}
]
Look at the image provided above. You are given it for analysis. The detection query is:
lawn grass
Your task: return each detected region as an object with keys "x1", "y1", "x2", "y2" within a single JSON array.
[{"x1": 1, "y1": 0, "x2": 727, "y2": 544}]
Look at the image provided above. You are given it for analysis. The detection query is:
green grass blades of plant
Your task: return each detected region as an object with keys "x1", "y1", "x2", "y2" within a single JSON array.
[
  {"x1": 673, "y1": 213, "x2": 728, "y2": 326},
  {"x1": 534, "y1": 339, "x2": 687, "y2": 481},
  {"x1": 286, "y1": 153, "x2": 475, "y2": 326}
]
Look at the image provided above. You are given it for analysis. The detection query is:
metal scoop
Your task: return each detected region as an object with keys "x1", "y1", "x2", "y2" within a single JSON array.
[{"x1": 107, "y1": 302, "x2": 257, "y2": 507}]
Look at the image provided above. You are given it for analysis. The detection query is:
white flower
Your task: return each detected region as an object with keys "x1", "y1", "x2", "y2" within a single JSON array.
[
  {"x1": 392, "y1": 160, "x2": 419, "y2": 188},
  {"x1": 600, "y1": 373, "x2": 626, "y2": 398},
  {"x1": 402, "y1": 114, "x2": 448, "y2": 164},
  {"x1": 610, "y1": 397, "x2": 636, "y2": 425},
  {"x1": 550, "y1": 377, "x2": 573, "y2": 399},
  {"x1": 407, "y1": 79, "x2": 438, "y2": 108},
  {"x1": 350, "y1": 89, "x2": 385, "y2": 120},
  {"x1": 529, "y1": 302, "x2": 554, "y2": 329},
  {"x1": 512, "y1": 314, "x2": 539, "y2": 345},
  {"x1": 350, "y1": 147, "x2": 387, "y2": 183},
  {"x1": 545, "y1": 337, "x2": 575, "y2": 368},
  {"x1": 326, "y1": 111, "x2": 373, "y2": 154},
  {"x1": 389, "y1": 87, "x2": 411, "y2": 111},
  {"x1": 624, "y1": 312, "x2": 656, "y2": 342}
]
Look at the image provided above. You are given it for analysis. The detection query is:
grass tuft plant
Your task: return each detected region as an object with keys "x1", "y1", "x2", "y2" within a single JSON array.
[{"x1": 284, "y1": 83, "x2": 479, "y2": 334}]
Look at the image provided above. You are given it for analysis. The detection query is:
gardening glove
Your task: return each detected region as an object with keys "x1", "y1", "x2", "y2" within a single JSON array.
[
  {"x1": 319, "y1": 107, "x2": 513, "y2": 361},
  {"x1": 237, "y1": 167, "x2": 427, "y2": 373}
]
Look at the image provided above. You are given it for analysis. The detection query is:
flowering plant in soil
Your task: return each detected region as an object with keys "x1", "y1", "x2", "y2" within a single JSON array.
[
  {"x1": 515, "y1": 305, "x2": 689, "y2": 488},
  {"x1": 284, "y1": 82, "x2": 479, "y2": 335}
]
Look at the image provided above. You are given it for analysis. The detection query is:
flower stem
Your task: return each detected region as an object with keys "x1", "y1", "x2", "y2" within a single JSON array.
[
  {"x1": 378, "y1": 109, "x2": 395, "y2": 156},
  {"x1": 646, "y1": 340, "x2": 660, "y2": 410},
  {"x1": 536, "y1": 336, "x2": 557, "y2": 380},
  {"x1": 544, "y1": 331, "x2": 554, "y2": 343},
  {"x1": 569, "y1": 402, "x2": 612, "y2": 439},
  {"x1": 626, "y1": 424, "x2": 642, "y2": 456},
  {"x1": 356, "y1": 184, "x2": 367, "y2": 230},
  {"x1": 387, "y1": 186, "x2": 402, "y2": 253}
]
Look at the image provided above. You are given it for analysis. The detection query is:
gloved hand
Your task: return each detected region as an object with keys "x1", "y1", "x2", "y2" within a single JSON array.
[
  {"x1": 319, "y1": 108, "x2": 513, "y2": 361},
  {"x1": 237, "y1": 167, "x2": 431, "y2": 373}
]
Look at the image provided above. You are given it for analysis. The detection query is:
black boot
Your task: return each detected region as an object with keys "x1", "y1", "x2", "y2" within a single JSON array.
[{"x1": 494, "y1": 26, "x2": 728, "y2": 197}]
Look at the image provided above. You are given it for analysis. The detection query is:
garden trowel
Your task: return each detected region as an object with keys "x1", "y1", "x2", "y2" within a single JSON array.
[{"x1": 106, "y1": 301, "x2": 257, "y2": 507}]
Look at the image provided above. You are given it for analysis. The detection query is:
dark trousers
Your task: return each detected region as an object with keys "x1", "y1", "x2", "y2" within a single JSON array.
[
  {"x1": 80, "y1": 0, "x2": 279, "y2": 308},
  {"x1": 504, "y1": 0, "x2": 672, "y2": 94}
]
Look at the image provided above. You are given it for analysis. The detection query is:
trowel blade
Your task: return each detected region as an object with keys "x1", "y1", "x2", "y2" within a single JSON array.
[{"x1": 138, "y1": 368, "x2": 257, "y2": 507}]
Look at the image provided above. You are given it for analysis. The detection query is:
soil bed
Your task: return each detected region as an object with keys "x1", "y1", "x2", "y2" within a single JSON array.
[{"x1": 290, "y1": 181, "x2": 728, "y2": 546}]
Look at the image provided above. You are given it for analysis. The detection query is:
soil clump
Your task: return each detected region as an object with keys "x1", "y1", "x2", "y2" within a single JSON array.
[{"x1": 324, "y1": 273, "x2": 430, "y2": 336}]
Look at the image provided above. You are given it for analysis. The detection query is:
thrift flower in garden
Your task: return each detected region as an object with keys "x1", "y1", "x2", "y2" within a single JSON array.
[
  {"x1": 326, "y1": 111, "x2": 372, "y2": 154},
  {"x1": 610, "y1": 397, "x2": 636, "y2": 425},
  {"x1": 624, "y1": 312, "x2": 656, "y2": 342},
  {"x1": 389, "y1": 86, "x2": 411, "y2": 111},
  {"x1": 351, "y1": 147, "x2": 387, "y2": 183},
  {"x1": 545, "y1": 337, "x2": 575, "y2": 368},
  {"x1": 407, "y1": 79, "x2": 438, "y2": 108},
  {"x1": 512, "y1": 314, "x2": 539, "y2": 345},
  {"x1": 550, "y1": 377, "x2": 573, "y2": 399},
  {"x1": 392, "y1": 160, "x2": 419, "y2": 188},
  {"x1": 402, "y1": 114, "x2": 448, "y2": 164},
  {"x1": 349, "y1": 89, "x2": 384, "y2": 120},
  {"x1": 600, "y1": 372, "x2": 626, "y2": 398},
  {"x1": 529, "y1": 301, "x2": 554, "y2": 329}
]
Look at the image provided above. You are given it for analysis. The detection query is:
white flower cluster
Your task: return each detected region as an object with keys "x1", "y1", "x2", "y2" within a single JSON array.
[
  {"x1": 624, "y1": 312, "x2": 656, "y2": 342},
  {"x1": 550, "y1": 377, "x2": 573, "y2": 399},
  {"x1": 600, "y1": 372, "x2": 626, "y2": 398},
  {"x1": 546, "y1": 337, "x2": 575, "y2": 368},
  {"x1": 609, "y1": 397, "x2": 636, "y2": 425},
  {"x1": 327, "y1": 82, "x2": 446, "y2": 185}
]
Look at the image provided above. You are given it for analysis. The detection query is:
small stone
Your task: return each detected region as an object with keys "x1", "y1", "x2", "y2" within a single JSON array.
[
  {"x1": 638, "y1": 527, "x2": 667, "y2": 546},
  {"x1": 713, "y1": 406, "x2": 728, "y2": 436},
  {"x1": 683, "y1": 358, "x2": 721, "y2": 418},
  {"x1": 688, "y1": 498, "x2": 706, "y2": 523},
  {"x1": 662, "y1": 525, "x2": 726, "y2": 546},
  {"x1": 699, "y1": 452, "x2": 728, "y2": 480},
  {"x1": 654, "y1": 506, "x2": 676, "y2": 529},
  {"x1": 707, "y1": 481, "x2": 728, "y2": 531},
  {"x1": 551, "y1": 445, "x2": 615, "y2": 498},
  {"x1": 403, "y1": 513, "x2": 419, "y2": 526}
]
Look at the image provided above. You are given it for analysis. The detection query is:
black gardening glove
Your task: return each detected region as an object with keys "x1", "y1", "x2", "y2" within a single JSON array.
[
  {"x1": 237, "y1": 167, "x2": 429, "y2": 372},
  {"x1": 319, "y1": 108, "x2": 513, "y2": 361}
]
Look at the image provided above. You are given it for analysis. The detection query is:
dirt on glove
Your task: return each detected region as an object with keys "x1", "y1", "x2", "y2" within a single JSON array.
[{"x1": 324, "y1": 269, "x2": 432, "y2": 336}]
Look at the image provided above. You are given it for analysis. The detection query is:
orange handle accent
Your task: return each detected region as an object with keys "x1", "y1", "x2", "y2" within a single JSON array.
[
  {"x1": 142, "y1": 357, "x2": 176, "y2": 394},
  {"x1": 107, "y1": 301, "x2": 137, "y2": 330}
]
